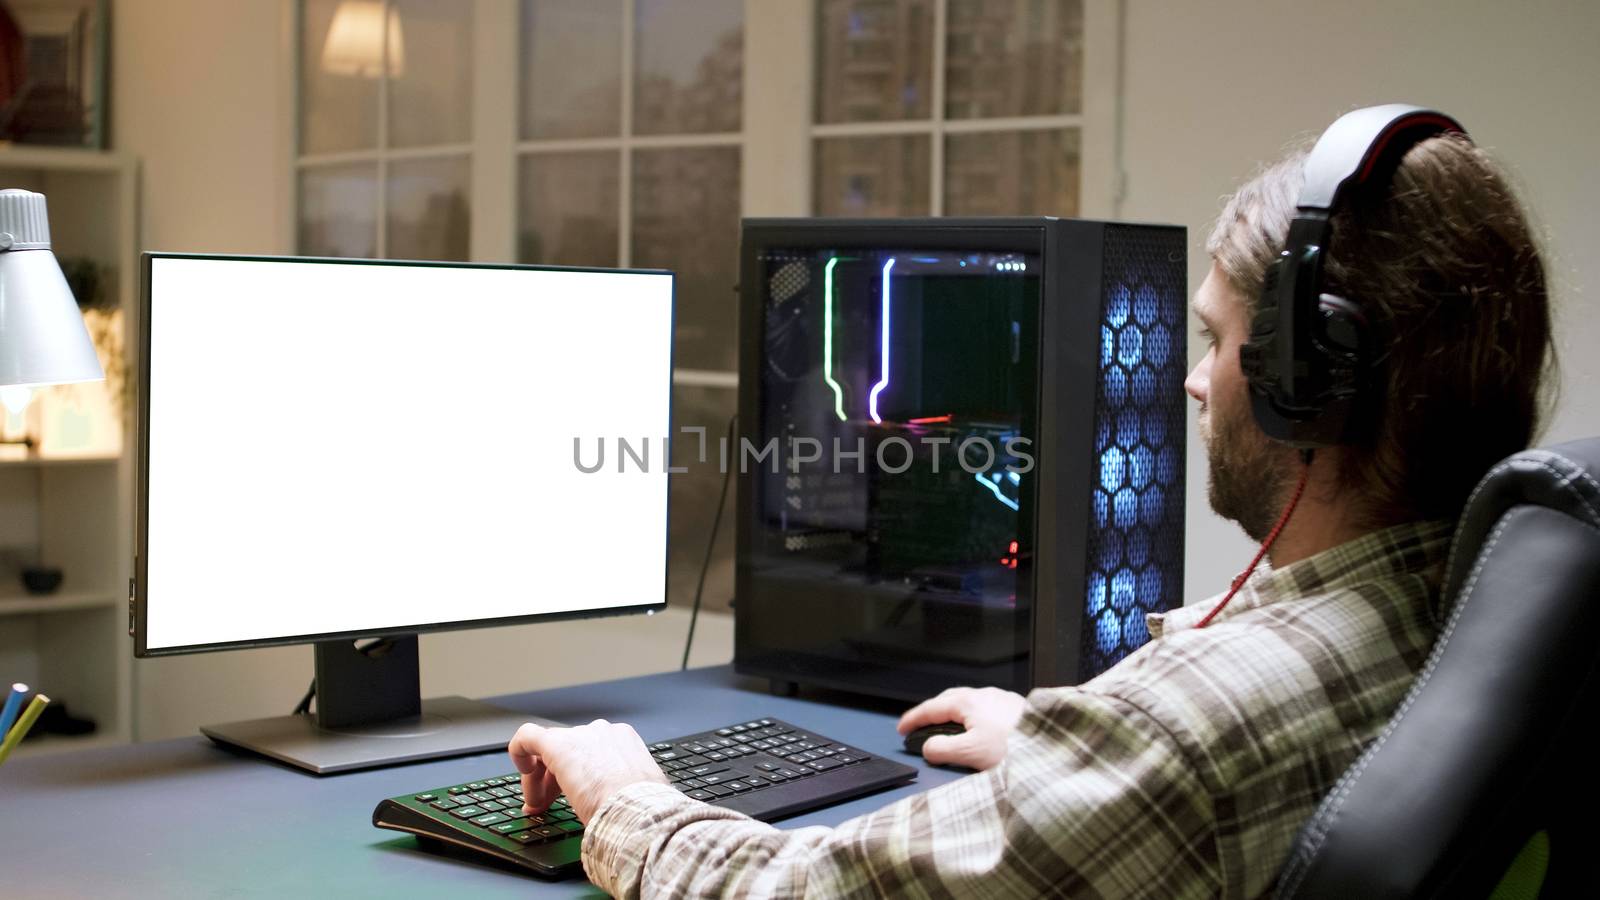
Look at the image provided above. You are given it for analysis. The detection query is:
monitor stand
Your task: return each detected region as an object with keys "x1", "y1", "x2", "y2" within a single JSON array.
[{"x1": 200, "y1": 637, "x2": 557, "y2": 775}]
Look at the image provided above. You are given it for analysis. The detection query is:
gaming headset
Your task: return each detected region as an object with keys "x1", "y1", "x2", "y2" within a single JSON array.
[{"x1": 1237, "y1": 104, "x2": 1468, "y2": 448}]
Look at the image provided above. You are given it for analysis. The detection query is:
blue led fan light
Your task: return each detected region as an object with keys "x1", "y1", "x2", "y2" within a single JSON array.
[{"x1": 1081, "y1": 228, "x2": 1188, "y2": 677}]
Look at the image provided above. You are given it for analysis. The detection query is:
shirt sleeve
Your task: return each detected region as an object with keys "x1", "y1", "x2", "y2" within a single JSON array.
[{"x1": 581, "y1": 688, "x2": 1220, "y2": 899}]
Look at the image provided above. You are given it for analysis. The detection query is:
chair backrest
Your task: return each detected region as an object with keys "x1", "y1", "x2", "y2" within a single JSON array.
[{"x1": 1274, "y1": 438, "x2": 1600, "y2": 899}]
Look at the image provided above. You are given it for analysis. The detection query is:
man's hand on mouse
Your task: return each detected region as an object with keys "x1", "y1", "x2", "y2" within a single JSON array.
[
  {"x1": 508, "y1": 719, "x2": 668, "y2": 824},
  {"x1": 897, "y1": 686, "x2": 1028, "y2": 770}
]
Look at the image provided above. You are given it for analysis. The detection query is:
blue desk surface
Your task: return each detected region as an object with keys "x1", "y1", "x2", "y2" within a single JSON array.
[{"x1": 0, "y1": 665, "x2": 964, "y2": 898}]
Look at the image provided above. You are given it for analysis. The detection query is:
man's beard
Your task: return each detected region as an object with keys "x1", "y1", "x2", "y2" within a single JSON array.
[{"x1": 1201, "y1": 399, "x2": 1295, "y2": 542}]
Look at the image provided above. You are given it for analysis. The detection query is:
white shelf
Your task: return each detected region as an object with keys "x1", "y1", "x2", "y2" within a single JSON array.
[
  {"x1": 0, "y1": 455, "x2": 120, "y2": 469},
  {"x1": 0, "y1": 590, "x2": 122, "y2": 617},
  {"x1": 0, "y1": 147, "x2": 138, "y2": 755},
  {"x1": 0, "y1": 145, "x2": 135, "y2": 173}
]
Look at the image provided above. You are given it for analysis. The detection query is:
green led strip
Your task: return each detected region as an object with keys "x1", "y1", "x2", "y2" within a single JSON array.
[{"x1": 823, "y1": 256, "x2": 846, "y2": 421}]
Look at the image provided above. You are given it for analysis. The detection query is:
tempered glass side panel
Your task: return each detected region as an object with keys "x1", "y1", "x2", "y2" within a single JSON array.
[{"x1": 744, "y1": 247, "x2": 1040, "y2": 694}]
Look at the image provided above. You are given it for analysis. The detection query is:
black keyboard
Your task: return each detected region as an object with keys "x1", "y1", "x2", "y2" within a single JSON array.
[{"x1": 372, "y1": 717, "x2": 918, "y2": 878}]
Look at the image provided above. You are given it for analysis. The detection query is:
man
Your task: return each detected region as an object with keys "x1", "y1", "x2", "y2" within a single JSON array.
[{"x1": 508, "y1": 125, "x2": 1554, "y2": 898}]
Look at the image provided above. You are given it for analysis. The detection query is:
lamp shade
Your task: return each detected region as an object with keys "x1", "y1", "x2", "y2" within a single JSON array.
[
  {"x1": 0, "y1": 189, "x2": 105, "y2": 388},
  {"x1": 322, "y1": 0, "x2": 404, "y2": 79}
]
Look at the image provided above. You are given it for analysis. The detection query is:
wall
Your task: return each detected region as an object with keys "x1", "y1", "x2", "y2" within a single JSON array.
[{"x1": 1116, "y1": 0, "x2": 1600, "y2": 601}]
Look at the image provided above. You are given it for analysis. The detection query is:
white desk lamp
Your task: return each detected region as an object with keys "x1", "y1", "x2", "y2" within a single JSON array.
[{"x1": 0, "y1": 188, "x2": 105, "y2": 446}]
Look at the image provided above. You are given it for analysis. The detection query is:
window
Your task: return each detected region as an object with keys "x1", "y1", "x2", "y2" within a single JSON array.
[
  {"x1": 297, "y1": 0, "x2": 474, "y2": 261},
  {"x1": 813, "y1": 0, "x2": 1084, "y2": 217},
  {"x1": 517, "y1": 0, "x2": 745, "y2": 374},
  {"x1": 292, "y1": 1, "x2": 1098, "y2": 612}
]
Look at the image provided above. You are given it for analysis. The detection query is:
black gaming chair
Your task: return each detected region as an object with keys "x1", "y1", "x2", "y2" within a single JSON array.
[{"x1": 1274, "y1": 437, "x2": 1600, "y2": 898}]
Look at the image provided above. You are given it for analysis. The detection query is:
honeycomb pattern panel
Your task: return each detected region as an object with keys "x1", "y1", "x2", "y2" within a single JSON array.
[{"x1": 1080, "y1": 226, "x2": 1187, "y2": 679}]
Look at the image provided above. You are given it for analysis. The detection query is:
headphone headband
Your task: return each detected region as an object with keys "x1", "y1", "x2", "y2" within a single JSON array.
[{"x1": 1239, "y1": 104, "x2": 1470, "y2": 448}]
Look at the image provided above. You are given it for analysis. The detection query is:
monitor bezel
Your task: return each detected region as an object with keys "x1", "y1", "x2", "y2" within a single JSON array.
[{"x1": 133, "y1": 252, "x2": 675, "y2": 658}]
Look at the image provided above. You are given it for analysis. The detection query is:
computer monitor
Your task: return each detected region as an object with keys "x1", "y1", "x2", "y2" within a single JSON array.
[{"x1": 134, "y1": 254, "x2": 673, "y2": 773}]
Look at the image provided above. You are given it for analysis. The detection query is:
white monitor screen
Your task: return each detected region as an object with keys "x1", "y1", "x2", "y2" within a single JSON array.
[{"x1": 139, "y1": 256, "x2": 673, "y2": 653}]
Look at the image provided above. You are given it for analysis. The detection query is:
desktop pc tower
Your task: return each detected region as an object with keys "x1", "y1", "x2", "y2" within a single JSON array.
[{"x1": 735, "y1": 218, "x2": 1188, "y2": 702}]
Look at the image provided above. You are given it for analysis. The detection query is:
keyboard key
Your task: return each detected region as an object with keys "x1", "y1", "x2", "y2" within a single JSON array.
[
  {"x1": 471, "y1": 813, "x2": 508, "y2": 827},
  {"x1": 686, "y1": 789, "x2": 715, "y2": 801},
  {"x1": 699, "y1": 773, "x2": 733, "y2": 785},
  {"x1": 548, "y1": 808, "x2": 576, "y2": 822},
  {"x1": 507, "y1": 830, "x2": 539, "y2": 844},
  {"x1": 429, "y1": 799, "x2": 459, "y2": 811},
  {"x1": 654, "y1": 750, "x2": 681, "y2": 761},
  {"x1": 447, "y1": 787, "x2": 470, "y2": 795},
  {"x1": 687, "y1": 764, "x2": 728, "y2": 778},
  {"x1": 468, "y1": 791, "x2": 494, "y2": 803},
  {"x1": 755, "y1": 762, "x2": 779, "y2": 772},
  {"x1": 725, "y1": 780, "x2": 750, "y2": 793},
  {"x1": 502, "y1": 808, "x2": 530, "y2": 821},
  {"x1": 467, "y1": 783, "x2": 488, "y2": 791},
  {"x1": 808, "y1": 758, "x2": 844, "y2": 772},
  {"x1": 449, "y1": 806, "x2": 486, "y2": 819},
  {"x1": 703, "y1": 784, "x2": 734, "y2": 798},
  {"x1": 533, "y1": 826, "x2": 562, "y2": 840},
  {"x1": 652, "y1": 742, "x2": 674, "y2": 751},
  {"x1": 774, "y1": 768, "x2": 805, "y2": 779},
  {"x1": 680, "y1": 755, "x2": 709, "y2": 767},
  {"x1": 741, "y1": 777, "x2": 768, "y2": 790},
  {"x1": 479, "y1": 800, "x2": 507, "y2": 812},
  {"x1": 715, "y1": 729, "x2": 733, "y2": 736},
  {"x1": 487, "y1": 787, "x2": 512, "y2": 799},
  {"x1": 414, "y1": 793, "x2": 438, "y2": 802},
  {"x1": 492, "y1": 821, "x2": 524, "y2": 834},
  {"x1": 680, "y1": 778, "x2": 705, "y2": 789},
  {"x1": 555, "y1": 820, "x2": 583, "y2": 834}
]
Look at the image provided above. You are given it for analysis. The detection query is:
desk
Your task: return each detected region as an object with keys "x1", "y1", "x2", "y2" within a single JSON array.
[{"x1": 0, "y1": 665, "x2": 964, "y2": 898}]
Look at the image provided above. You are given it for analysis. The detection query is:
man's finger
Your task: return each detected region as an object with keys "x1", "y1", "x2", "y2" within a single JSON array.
[
  {"x1": 524, "y1": 768, "x2": 561, "y2": 813},
  {"x1": 897, "y1": 689, "x2": 970, "y2": 735},
  {"x1": 508, "y1": 722, "x2": 550, "y2": 772},
  {"x1": 919, "y1": 733, "x2": 984, "y2": 768}
]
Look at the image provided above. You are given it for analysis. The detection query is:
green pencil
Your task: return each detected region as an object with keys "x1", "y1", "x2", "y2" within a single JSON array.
[{"x1": 0, "y1": 693, "x2": 50, "y2": 766}]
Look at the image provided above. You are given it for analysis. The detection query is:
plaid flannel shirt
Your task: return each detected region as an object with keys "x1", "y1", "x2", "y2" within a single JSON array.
[{"x1": 582, "y1": 520, "x2": 1453, "y2": 899}]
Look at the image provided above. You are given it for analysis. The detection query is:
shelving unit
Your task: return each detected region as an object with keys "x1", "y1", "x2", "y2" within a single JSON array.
[{"x1": 0, "y1": 146, "x2": 138, "y2": 756}]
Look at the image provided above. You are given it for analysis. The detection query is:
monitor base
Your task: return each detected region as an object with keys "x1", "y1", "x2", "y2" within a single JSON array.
[{"x1": 201, "y1": 696, "x2": 556, "y2": 775}]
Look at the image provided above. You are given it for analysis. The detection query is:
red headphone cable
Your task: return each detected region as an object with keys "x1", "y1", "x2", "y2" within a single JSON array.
[{"x1": 1196, "y1": 450, "x2": 1315, "y2": 628}]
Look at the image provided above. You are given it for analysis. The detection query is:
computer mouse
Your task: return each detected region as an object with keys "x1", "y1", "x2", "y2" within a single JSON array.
[{"x1": 903, "y1": 722, "x2": 966, "y2": 757}]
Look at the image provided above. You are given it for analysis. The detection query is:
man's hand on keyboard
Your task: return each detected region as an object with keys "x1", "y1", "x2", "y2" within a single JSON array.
[
  {"x1": 897, "y1": 686, "x2": 1028, "y2": 770},
  {"x1": 508, "y1": 719, "x2": 669, "y2": 823}
]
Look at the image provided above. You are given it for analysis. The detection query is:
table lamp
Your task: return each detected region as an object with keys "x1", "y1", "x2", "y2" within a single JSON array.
[{"x1": 0, "y1": 188, "x2": 105, "y2": 448}]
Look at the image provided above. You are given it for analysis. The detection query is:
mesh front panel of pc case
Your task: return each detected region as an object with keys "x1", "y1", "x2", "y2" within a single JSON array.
[{"x1": 736, "y1": 219, "x2": 1186, "y2": 701}]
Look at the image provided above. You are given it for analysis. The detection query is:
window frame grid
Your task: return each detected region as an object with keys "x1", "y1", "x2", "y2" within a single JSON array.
[
  {"x1": 809, "y1": 0, "x2": 1089, "y2": 217},
  {"x1": 513, "y1": 0, "x2": 746, "y2": 269},
  {"x1": 291, "y1": 0, "x2": 476, "y2": 259}
]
